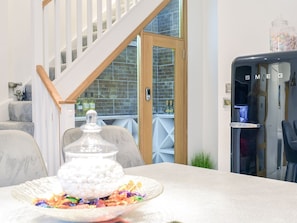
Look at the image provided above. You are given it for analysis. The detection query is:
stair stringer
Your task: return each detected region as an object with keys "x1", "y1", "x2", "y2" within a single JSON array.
[{"x1": 53, "y1": 0, "x2": 170, "y2": 100}]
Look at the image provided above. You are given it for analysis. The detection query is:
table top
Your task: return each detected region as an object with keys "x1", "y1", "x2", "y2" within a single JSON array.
[{"x1": 2, "y1": 162, "x2": 297, "y2": 222}]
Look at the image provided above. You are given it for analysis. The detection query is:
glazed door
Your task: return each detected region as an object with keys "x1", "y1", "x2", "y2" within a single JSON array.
[{"x1": 139, "y1": 32, "x2": 187, "y2": 164}]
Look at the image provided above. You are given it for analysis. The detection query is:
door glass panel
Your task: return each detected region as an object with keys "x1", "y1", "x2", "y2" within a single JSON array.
[{"x1": 152, "y1": 46, "x2": 175, "y2": 163}]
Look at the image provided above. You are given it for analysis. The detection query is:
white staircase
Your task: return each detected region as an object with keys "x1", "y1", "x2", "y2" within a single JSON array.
[
  {"x1": 32, "y1": 0, "x2": 170, "y2": 175},
  {"x1": 54, "y1": 0, "x2": 170, "y2": 100}
]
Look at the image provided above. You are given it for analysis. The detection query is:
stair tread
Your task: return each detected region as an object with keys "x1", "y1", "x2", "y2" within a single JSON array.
[{"x1": 9, "y1": 101, "x2": 32, "y2": 122}]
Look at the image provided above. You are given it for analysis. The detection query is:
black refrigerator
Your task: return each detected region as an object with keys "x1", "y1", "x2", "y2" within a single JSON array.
[{"x1": 231, "y1": 51, "x2": 297, "y2": 180}]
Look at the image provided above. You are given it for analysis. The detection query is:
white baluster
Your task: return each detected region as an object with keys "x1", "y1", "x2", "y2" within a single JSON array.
[
  {"x1": 87, "y1": 0, "x2": 93, "y2": 48},
  {"x1": 43, "y1": 6, "x2": 49, "y2": 74},
  {"x1": 76, "y1": 0, "x2": 83, "y2": 57},
  {"x1": 116, "y1": 0, "x2": 121, "y2": 20},
  {"x1": 125, "y1": 0, "x2": 130, "y2": 11},
  {"x1": 106, "y1": 0, "x2": 112, "y2": 29},
  {"x1": 54, "y1": 0, "x2": 61, "y2": 78},
  {"x1": 97, "y1": 0, "x2": 102, "y2": 38},
  {"x1": 66, "y1": 0, "x2": 72, "y2": 67}
]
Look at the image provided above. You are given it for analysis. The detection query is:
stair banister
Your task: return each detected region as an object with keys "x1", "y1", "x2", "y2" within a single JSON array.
[
  {"x1": 36, "y1": 66, "x2": 62, "y2": 111},
  {"x1": 41, "y1": 0, "x2": 143, "y2": 82},
  {"x1": 55, "y1": 0, "x2": 170, "y2": 100},
  {"x1": 42, "y1": 0, "x2": 52, "y2": 8},
  {"x1": 33, "y1": 0, "x2": 170, "y2": 175},
  {"x1": 35, "y1": 65, "x2": 76, "y2": 176}
]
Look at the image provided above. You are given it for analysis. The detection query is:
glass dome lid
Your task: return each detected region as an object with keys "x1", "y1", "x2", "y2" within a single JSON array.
[{"x1": 63, "y1": 110, "x2": 118, "y2": 162}]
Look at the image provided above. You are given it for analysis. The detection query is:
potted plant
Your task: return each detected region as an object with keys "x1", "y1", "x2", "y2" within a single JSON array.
[{"x1": 191, "y1": 152, "x2": 213, "y2": 169}]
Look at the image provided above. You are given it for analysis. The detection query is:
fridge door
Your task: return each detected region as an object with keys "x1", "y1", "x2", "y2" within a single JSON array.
[
  {"x1": 231, "y1": 52, "x2": 296, "y2": 180},
  {"x1": 230, "y1": 121, "x2": 261, "y2": 174}
]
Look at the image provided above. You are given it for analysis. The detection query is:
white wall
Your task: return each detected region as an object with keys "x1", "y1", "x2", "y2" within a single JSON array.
[
  {"x1": 0, "y1": 0, "x2": 34, "y2": 120},
  {"x1": 187, "y1": 0, "x2": 218, "y2": 167},
  {"x1": 0, "y1": 1, "x2": 10, "y2": 120},
  {"x1": 0, "y1": 0, "x2": 32, "y2": 121},
  {"x1": 217, "y1": 0, "x2": 297, "y2": 171},
  {"x1": 8, "y1": 0, "x2": 33, "y2": 85},
  {"x1": 187, "y1": 1, "x2": 204, "y2": 164},
  {"x1": 0, "y1": 1, "x2": 8, "y2": 100}
]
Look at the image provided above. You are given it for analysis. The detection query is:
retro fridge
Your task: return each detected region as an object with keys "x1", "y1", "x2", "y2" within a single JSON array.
[{"x1": 231, "y1": 51, "x2": 297, "y2": 180}]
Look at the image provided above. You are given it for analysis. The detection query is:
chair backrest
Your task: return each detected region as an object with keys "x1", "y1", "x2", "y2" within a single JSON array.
[
  {"x1": 62, "y1": 125, "x2": 145, "y2": 168},
  {"x1": 0, "y1": 130, "x2": 48, "y2": 186},
  {"x1": 293, "y1": 120, "x2": 297, "y2": 135},
  {"x1": 281, "y1": 121, "x2": 297, "y2": 163}
]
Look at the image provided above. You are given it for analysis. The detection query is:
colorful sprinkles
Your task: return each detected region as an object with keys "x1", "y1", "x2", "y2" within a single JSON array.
[{"x1": 33, "y1": 180, "x2": 145, "y2": 209}]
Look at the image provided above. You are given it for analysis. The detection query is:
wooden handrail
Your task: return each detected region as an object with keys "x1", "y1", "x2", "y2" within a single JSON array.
[
  {"x1": 36, "y1": 65, "x2": 75, "y2": 112},
  {"x1": 42, "y1": 0, "x2": 52, "y2": 8}
]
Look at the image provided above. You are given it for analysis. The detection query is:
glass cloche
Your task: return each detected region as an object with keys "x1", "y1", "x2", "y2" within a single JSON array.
[
  {"x1": 58, "y1": 110, "x2": 124, "y2": 199},
  {"x1": 63, "y1": 109, "x2": 118, "y2": 162}
]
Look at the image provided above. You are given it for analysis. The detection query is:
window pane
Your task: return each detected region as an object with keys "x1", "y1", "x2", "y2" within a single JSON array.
[
  {"x1": 152, "y1": 46, "x2": 175, "y2": 163},
  {"x1": 75, "y1": 40, "x2": 138, "y2": 130},
  {"x1": 144, "y1": 0, "x2": 182, "y2": 38}
]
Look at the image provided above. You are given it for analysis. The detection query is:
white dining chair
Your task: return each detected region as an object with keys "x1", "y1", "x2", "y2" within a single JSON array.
[
  {"x1": 62, "y1": 125, "x2": 145, "y2": 168},
  {"x1": 0, "y1": 130, "x2": 48, "y2": 186}
]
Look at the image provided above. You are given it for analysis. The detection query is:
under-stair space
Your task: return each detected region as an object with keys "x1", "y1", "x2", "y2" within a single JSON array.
[{"x1": 0, "y1": 84, "x2": 34, "y2": 136}]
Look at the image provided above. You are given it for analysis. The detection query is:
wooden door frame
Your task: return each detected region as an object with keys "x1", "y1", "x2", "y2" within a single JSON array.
[{"x1": 138, "y1": 31, "x2": 187, "y2": 164}]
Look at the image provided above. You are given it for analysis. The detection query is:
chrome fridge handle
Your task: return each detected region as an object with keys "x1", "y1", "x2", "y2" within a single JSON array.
[{"x1": 230, "y1": 122, "x2": 261, "y2": 128}]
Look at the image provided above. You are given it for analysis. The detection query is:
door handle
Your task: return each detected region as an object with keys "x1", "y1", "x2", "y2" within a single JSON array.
[
  {"x1": 145, "y1": 87, "x2": 151, "y2": 101},
  {"x1": 230, "y1": 122, "x2": 261, "y2": 128}
]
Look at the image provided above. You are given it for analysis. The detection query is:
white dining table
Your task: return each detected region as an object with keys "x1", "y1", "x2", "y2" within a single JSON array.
[{"x1": 2, "y1": 162, "x2": 297, "y2": 223}]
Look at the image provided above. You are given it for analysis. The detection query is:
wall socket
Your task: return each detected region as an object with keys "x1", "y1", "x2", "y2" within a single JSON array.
[{"x1": 225, "y1": 83, "x2": 231, "y2": 93}]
